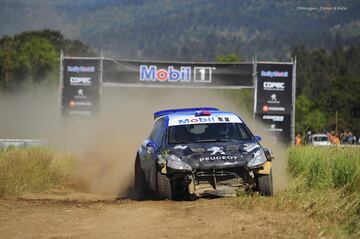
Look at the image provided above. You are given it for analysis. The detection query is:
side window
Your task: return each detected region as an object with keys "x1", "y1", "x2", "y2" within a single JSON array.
[
  {"x1": 150, "y1": 120, "x2": 161, "y2": 141},
  {"x1": 153, "y1": 119, "x2": 166, "y2": 146}
]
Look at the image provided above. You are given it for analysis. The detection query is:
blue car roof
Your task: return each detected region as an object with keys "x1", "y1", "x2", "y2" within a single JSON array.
[{"x1": 154, "y1": 107, "x2": 219, "y2": 119}]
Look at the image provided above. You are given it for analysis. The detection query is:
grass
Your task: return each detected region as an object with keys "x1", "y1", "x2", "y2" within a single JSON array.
[
  {"x1": 0, "y1": 147, "x2": 76, "y2": 198},
  {"x1": 233, "y1": 146, "x2": 360, "y2": 237},
  {"x1": 1, "y1": 145, "x2": 360, "y2": 237},
  {"x1": 288, "y1": 146, "x2": 360, "y2": 193}
]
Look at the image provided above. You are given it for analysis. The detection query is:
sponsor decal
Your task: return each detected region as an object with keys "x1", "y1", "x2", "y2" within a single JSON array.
[
  {"x1": 139, "y1": 65, "x2": 214, "y2": 83},
  {"x1": 265, "y1": 124, "x2": 283, "y2": 132},
  {"x1": 69, "y1": 100, "x2": 93, "y2": 107},
  {"x1": 169, "y1": 114, "x2": 242, "y2": 126},
  {"x1": 199, "y1": 155, "x2": 237, "y2": 162},
  {"x1": 171, "y1": 116, "x2": 241, "y2": 126},
  {"x1": 67, "y1": 66, "x2": 95, "y2": 73},
  {"x1": 207, "y1": 147, "x2": 225, "y2": 155},
  {"x1": 268, "y1": 106, "x2": 285, "y2": 112},
  {"x1": 70, "y1": 77, "x2": 91, "y2": 86},
  {"x1": 194, "y1": 67, "x2": 213, "y2": 83},
  {"x1": 69, "y1": 110, "x2": 92, "y2": 116},
  {"x1": 263, "y1": 81, "x2": 285, "y2": 91},
  {"x1": 262, "y1": 105, "x2": 285, "y2": 112},
  {"x1": 178, "y1": 117, "x2": 219, "y2": 125},
  {"x1": 267, "y1": 93, "x2": 280, "y2": 104},
  {"x1": 261, "y1": 70, "x2": 288, "y2": 78},
  {"x1": 262, "y1": 115, "x2": 284, "y2": 122},
  {"x1": 74, "y1": 89, "x2": 87, "y2": 99},
  {"x1": 262, "y1": 105, "x2": 269, "y2": 112}
]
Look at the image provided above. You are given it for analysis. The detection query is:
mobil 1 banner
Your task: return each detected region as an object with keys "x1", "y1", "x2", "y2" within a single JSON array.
[
  {"x1": 103, "y1": 59, "x2": 253, "y2": 88},
  {"x1": 255, "y1": 63, "x2": 293, "y2": 114},
  {"x1": 62, "y1": 58, "x2": 101, "y2": 117},
  {"x1": 255, "y1": 113, "x2": 291, "y2": 143}
]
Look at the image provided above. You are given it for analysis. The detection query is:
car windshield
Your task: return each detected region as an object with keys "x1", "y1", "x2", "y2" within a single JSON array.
[
  {"x1": 313, "y1": 136, "x2": 328, "y2": 142},
  {"x1": 168, "y1": 123, "x2": 252, "y2": 144}
]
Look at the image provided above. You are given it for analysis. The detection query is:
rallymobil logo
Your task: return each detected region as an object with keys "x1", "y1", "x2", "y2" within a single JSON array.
[
  {"x1": 70, "y1": 77, "x2": 91, "y2": 86},
  {"x1": 261, "y1": 70, "x2": 288, "y2": 78},
  {"x1": 67, "y1": 66, "x2": 95, "y2": 73},
  {"x1": 139, "y1": 65, "x2": 214, "y2": 83},
  {"x1": 263, "y1": 81, "x2": 285, "y2": 91}
]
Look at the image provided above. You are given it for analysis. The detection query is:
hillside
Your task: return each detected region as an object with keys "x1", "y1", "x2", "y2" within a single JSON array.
[{"x1": 0, "y1": 0, "x2": 359, "y2": 60}]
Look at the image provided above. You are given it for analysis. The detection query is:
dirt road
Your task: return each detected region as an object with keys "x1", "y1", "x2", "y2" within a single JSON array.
[{"x1": 0, "y1": 193, "x2": 323, "y2": 239}]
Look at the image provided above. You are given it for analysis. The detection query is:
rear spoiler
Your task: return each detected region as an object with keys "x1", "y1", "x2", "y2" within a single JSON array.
[{"x1": 154, "y1": 107, "x2": 219, "y2": 119}]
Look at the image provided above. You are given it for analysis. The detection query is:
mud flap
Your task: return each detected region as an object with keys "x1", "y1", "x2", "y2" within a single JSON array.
[{"x1": 258, "y1": 161, "x2": 272, "y2": 175}]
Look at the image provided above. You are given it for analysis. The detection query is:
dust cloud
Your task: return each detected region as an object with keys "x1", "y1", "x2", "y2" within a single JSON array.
[{"x1": 0, "y1": 83, "x2": 288, "y2": 195}]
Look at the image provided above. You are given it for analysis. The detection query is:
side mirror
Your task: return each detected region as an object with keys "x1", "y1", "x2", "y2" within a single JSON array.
[
  {"x1": 255, "y1": 135, "x2": 262, "y2": 142},
  {"x1": 146, "y1": 141, "x2": 156, "y2": 148}
]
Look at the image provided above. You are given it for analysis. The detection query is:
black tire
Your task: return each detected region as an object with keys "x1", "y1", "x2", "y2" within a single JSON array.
[
  {"x1": 156, "y1": 171, "x2": 172, "y2": 200},
  {"x1": 134, "y1": 155, "x2": 149, "y2": 200},
  {"x1": 257, "y1": 168, "x2": 273, "y2": 196}
]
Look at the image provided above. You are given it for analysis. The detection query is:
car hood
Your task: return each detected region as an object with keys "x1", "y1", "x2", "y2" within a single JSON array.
[{"x1": 166, "y1": 142, "x2": 261, "y2": 170}]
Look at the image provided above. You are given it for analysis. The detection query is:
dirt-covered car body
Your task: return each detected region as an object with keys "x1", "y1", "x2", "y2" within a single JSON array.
[{"x1": 135, "y1": 108, "x2": 273, "y2": 199}]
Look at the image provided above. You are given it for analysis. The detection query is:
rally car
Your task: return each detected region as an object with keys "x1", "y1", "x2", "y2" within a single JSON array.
[{"x1": 134, "y1": 107, "x2": 273, "y2": 200}]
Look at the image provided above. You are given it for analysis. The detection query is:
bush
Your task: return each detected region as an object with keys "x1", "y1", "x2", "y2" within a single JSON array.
[{"x1": 0, "y1": 147, "x2": 75, "y2": 198}]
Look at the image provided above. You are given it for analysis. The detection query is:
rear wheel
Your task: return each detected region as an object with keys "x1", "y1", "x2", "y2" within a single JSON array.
[
  {"x1": 156, "y1": 171, "x2": 173, "y2": 200},
  {"x1": 134, "y1": 155, "x2": 149, "y2": 200},
  {"x1": 256, "y1": 168, "x2": 273, "y2": 196}
]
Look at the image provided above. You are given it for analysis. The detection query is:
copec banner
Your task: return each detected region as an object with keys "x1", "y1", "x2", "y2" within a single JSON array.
[
  {"x1": 60, "y1": 57, "x2": 295, "y2": 143},
  {"x1": 255, "y1": 63, "x2": 294, "y2": 143},
  {"x1": 61, "y1": 58, "x2": 101, "y2": 116}
]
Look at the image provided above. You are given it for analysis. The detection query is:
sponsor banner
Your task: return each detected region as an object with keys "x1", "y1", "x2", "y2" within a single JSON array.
[
  {"x1": 168, "y1": 114, "x2": 242, "y2": 126},
  {"x1": 255, "y1": 113, "x2": 291, "y2": 143},
  {"x1": 103, "y1": 60, "x2": 253, "y2": 87},
  {"x1": 62, "y1": 58, "x2": 100, "y2": 116},
  {"x1": 255, "y1": 63, "x2": 293, "y2": 114}
]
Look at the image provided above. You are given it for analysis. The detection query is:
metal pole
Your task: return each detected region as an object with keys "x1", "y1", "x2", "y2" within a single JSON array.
[
  {"x1": 99, "y1": 51, "x2": 104, "y2": 96},
  {"x1": 335, "y1": 111, "x2": 338, "y2": 135},
  {"x1": 252, "y1": 56, "x2": 258, "y2": 122},
  {"x1": 59, "y1": 50, "x2": 64, "y2": 114},
  {"x1": 291, "y1": 56, "x2": 297, "y2": 144}
]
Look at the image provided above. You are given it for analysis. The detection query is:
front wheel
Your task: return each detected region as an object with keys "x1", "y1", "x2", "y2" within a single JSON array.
[
  {"x1": 134, "y1": 155, "x2": 149, "y2": 200},
  {"x1": 256, "y1": 168, "x2": 273, "y2": 196},
  {"x1": 156, "y1": 171, "x2": 172, "y2": 200}
]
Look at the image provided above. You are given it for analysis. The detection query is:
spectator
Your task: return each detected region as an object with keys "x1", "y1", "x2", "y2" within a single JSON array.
[
  {"x1": 340, "y1": 130, "x2": 348, "y2": 144},
  {"x1": 334, "y1": 134, "x2": 341, "y2": 145},
  {"x1": 347, "y1": 132, "x2": 356, "y2": 144},
  {"x1": 295, "y1": 133, "x2": 302, "y2": 145},
  {"x1": 328, "y1": 131, "x2": 340, "y2": 145}
]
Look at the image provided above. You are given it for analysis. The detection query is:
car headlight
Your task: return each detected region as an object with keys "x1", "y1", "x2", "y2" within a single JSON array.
[
  {"x1": 247, "y1": 149, "x2": 267, "y2": 168},
  {"x1": 167, "y1": 155, "x2": 192, "y2": 171}
]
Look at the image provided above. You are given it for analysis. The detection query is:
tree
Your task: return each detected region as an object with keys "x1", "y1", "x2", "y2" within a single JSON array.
[
  {"x1": 215, "y1": 53, "x2": 241, "y2": 63},
  {"x1": 0, "y1": 30, "x2": 94, "y2": 91},
  {"x1": 18, "y1": 37, "x2": 58, "y2": 81}
]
